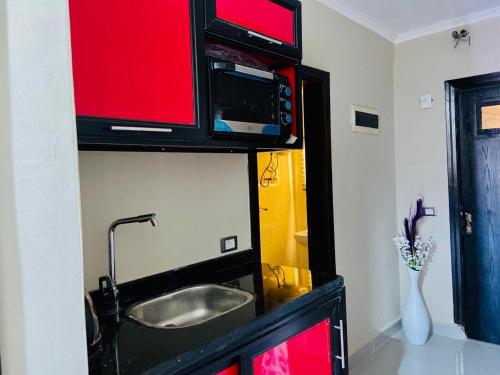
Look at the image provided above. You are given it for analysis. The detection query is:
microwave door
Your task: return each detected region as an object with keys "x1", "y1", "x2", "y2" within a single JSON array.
[{"x1": 210, "y1": 61, "x2": 282, "y2": 138}]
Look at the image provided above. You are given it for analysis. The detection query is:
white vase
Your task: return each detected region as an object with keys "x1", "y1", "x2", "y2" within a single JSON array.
[{"x1": 402, "y1": 268, "x2": 431, "y2": 345}]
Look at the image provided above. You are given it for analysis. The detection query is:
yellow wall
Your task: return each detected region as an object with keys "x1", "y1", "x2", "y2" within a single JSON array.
[
  {"x1": 257, "y1": 149, "x2": 308, "y2": 268},
  {"x1": 291, "y1": 150, "x2": 308, "y2": 232}
]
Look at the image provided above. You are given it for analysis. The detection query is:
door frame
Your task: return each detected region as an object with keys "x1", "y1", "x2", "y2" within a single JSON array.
[
  {"x1": 445, "y1": 71, "x2": 500, "y2": 325},
  {"x1": 249, "y1": 65, "x2": 336, "y2": 275},
  {"x1": 301, "y1": 66, "x2": 336, "y2": 274}
]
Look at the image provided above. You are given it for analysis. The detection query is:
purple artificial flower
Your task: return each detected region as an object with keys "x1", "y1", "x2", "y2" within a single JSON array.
[
  {"x1": 411, "y1": 198, "x2": 425, "y2": 242},
  {"x1": 403, "y1": 197, "x2": 426, "y2": 253},
  {"x1": 404, "y1": 218, "x2": 411, "y2": 243}
]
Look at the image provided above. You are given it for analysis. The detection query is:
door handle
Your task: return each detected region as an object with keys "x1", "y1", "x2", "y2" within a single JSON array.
[
  {"x1": 463, "y1": 212, "x2": 473, "y2": 235},
  {"x1": 247, "y1": 30, "x2": 283, "y2": 45},
  {"x1": 212, "y1": 61, "x2": 275, "y2": 81},
  {"x1": 110, "y1": 125, "x2": 173, "y2": 133},
  {"x1": 334, "y1": 320, "x2": 346, "y2": 369}
]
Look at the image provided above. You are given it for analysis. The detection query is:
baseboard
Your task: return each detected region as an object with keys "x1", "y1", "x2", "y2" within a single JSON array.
[
  {"x1": 349, "y1": 318, "x2": 402, "y2": 369},
  {"x1": 432, "y1": 322, "x2": 466, "y2": 340}
]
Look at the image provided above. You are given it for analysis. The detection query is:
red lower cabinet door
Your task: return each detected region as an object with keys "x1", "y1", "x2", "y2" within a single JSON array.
[
  {"x1": 253, "y1": 319, "x2": 333, "y2": 375},
  {"x1": 216, "y1": 363, "x2": 239, "y2": 375},
  {"x1": 69, "y1": 0, "x2": 195, "y2": 125}
]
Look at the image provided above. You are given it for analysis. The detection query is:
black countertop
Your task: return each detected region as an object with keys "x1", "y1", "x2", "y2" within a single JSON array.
[{"x1": 88, "y1": 261, "x2": 343, "y2": 374}]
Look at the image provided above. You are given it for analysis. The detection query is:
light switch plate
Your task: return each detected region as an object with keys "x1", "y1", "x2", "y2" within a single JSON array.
[
  {"x1": 424, "y1": 207, "x2": 437, "y2": 216},
  {"x1": 220, "y1": 236, "x2": 238, "y2": 253},
  {"x1": 420, "y1": 94, "x2": 433, "y2": 109}
]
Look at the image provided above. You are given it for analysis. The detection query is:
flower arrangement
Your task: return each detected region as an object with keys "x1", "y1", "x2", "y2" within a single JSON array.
[{"x1": 393, "y1": 198, "x2": 433, "y2": 271}]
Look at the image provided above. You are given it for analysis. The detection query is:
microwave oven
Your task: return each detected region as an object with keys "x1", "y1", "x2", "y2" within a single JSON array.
[{"x1": 207, "y1": 58, "x2": 293, "y2": 141}]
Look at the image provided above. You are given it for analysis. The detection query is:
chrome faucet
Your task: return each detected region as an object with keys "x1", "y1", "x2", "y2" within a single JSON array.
[{"x1": 99, "y1": 213, "x2": 157, "y2": 318}]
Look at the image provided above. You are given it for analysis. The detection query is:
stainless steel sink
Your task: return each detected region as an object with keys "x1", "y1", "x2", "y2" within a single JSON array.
[{"x1": 126, "y1": 284, "x2": 255, "y2": 329}]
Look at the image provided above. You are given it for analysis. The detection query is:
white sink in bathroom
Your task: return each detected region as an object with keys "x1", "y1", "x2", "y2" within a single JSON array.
[{"x1": 293, "y1": 230, "x2": 308, "y2": 246}]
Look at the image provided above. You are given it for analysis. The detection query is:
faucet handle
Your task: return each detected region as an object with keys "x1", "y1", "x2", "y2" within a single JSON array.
[
  {"x1": 99, "y1": 276, "x2": 120, "y2": 316},
  {"x1": 99, "y1": 276, "x2": 115, "y2": 299}
]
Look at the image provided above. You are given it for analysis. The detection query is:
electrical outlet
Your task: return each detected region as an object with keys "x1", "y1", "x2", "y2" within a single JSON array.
[{"x1": 220, "y1": 236, "x2": 238, "y2": 253}]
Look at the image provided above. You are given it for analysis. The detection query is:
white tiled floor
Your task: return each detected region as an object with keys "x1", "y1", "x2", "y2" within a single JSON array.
[{"x1": 350, "y1": 331, "x2": 500, "y2": 375}]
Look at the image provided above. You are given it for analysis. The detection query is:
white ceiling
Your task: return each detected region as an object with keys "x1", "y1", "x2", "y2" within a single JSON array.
[{"x1": 317, "y1": 0, "x2": 500, "y2": 43}]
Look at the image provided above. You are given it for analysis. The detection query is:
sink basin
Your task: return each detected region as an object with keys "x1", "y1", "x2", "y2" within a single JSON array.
[
  {"x1": 294, "y1": 229, "x2": 308, "y2": 246},
  {"x1": 126, "y1": 284, "x2": 254, "y2": 329}
]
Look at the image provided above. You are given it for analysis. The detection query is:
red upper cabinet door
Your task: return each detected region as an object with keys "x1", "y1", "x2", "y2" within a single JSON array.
[
  {"x1": 69, "y1": 0, "x2": 195, "y2": 126},
  {"x1": 216, "y1": 0, "x2": 295, "y2": 45},
  {"x1": 253, "y1": 319, "x2": 333, "y2": 375},
  {"x1": 205, "y1": 0, "x2": 302, "y2": 61},
  {"x1": 216, "y1": 363, "x2": 239, "y2": 375}
]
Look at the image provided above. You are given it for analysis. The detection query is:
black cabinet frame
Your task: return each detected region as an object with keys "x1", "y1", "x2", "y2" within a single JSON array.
[{"x1": 77, "y1": 0, "x2": 303, "y2": 152}]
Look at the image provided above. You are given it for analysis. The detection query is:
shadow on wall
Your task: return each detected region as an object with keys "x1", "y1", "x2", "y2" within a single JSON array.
[{"x1": 78, "y1": 152, "x2": 253, "y2": 290}]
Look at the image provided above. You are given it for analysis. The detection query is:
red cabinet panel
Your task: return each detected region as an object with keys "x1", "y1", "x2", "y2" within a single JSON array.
[
  {"x1": 69, "y1": 0, "x2": 195, "y2": 125},
  {"x1": 253, "y1": 319, "x2": 332, "y2": 375},
  {"x1": 216, "y1": 363, "x2": 239, "y2": 375},
  {"x1": 215, "y1": 0, "x2": 295, "y2": 45}
]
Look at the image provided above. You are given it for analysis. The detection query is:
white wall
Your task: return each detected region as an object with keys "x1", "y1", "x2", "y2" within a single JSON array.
[
  {"x1": 394, "y1": 18, "x2": 500, "y2": 327},
  {"x1": 0, "y1": 0, "x2": 88, "y2": 374},
  {"x1": 79, "y1": 152, "x2": 251, "y2": 290},
  {"x1": 302, "y1": 0, "x2": 400, "y2": 354}
]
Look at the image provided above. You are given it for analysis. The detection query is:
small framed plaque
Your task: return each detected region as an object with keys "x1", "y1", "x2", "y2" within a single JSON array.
[{"x1": 351, "y1": 105, "x2": 379, "y2": 135}]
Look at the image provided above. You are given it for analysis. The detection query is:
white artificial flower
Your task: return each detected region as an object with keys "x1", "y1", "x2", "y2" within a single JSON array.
[{"x1": 393, "y1": 234, "x2": 433, "y2": 271}]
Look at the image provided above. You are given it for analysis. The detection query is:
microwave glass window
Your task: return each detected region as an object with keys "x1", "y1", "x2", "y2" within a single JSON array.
[{"x1": 214, "y1": 72, "x2": 277, "y2": 125}]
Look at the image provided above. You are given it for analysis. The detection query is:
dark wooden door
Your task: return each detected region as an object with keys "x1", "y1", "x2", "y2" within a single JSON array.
[{"x1": 459, "y1": 84, "x2": 500, "y2": 344}]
